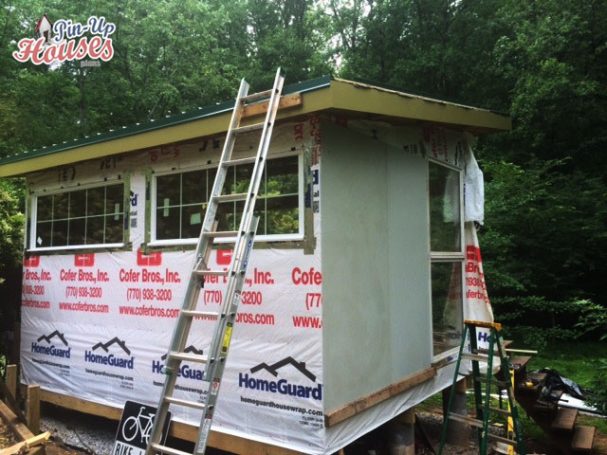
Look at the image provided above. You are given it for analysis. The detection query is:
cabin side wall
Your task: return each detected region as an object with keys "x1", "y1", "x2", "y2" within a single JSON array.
[{"x1": 321, "y1": 122, "x2": 431, "y2": 412}]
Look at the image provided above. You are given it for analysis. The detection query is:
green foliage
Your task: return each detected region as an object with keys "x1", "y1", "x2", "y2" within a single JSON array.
[
  {"x1": 0, "y1": 0, "x2": 606, "y2": 348},
  {"x1": 586, "y1": 359, "x2": 607, "y2": 416},
  {"x1": 0, "y1": 179, "x2": 24, "y2": 284}
]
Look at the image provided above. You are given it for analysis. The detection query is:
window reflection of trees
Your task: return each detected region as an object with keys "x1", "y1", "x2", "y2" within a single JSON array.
[
  {"x1": 35, "y1": 184, "x2": 124, "y2": 247},
  {"x1": 156, "y1": 156, "x2": 299, "y2": 240}
]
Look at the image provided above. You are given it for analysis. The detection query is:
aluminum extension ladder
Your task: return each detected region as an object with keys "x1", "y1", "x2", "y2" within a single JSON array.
[
  {"x1": 145, "y1": 68, "x2": 285, "y2": 455},
  {"x1": 439, "y1": 320, "x2": 526, "y2": 455}
]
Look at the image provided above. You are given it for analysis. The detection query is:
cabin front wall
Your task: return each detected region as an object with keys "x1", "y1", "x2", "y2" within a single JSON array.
[
  {"x1": 321, "y1": 121, "x2": 432, "y2": 411},
  {"x1": 20, "y1": 117, "x2": 328, "y2": 454},
  {"x1": 320, "y1": 120, "x2": 471, "y2": 451}
]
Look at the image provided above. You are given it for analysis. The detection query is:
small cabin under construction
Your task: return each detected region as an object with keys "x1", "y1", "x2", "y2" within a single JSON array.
[{"x1": 0, "y1": 76, "x2": 509, "y2": 454}]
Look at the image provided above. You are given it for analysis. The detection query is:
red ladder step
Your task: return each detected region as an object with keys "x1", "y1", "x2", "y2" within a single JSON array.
[{"x1": 571, "y1": 425, "x2": 596, "y2": 452}]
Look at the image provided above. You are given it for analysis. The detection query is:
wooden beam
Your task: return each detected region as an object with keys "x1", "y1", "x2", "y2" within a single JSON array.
[
  {"x1": 242, "y1": 93, "x2": 302, "y2": 119},
  {"x1": 0, "y1": 431, "x2": 50, "y2": 455},
  {"x1": 5, "y1": 365, "x2": 17, "y2": 400},
  {"x1": 0, "y1": 399, "x2": 36, "y2": 441},
  {"x1": 39, "y1": 390, "x2": 304, "y2": 454},
  {"x1": 324, "y1": 367, "x2": 436, "y2": 427},
  {"x1": 26, "y1": 385, "x2": 41, "y2": 434}
]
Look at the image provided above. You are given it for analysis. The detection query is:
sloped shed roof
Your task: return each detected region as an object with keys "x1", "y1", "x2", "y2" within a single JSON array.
[{"x1": 0, "y1": 76, "x2": 510, "y2": 177}]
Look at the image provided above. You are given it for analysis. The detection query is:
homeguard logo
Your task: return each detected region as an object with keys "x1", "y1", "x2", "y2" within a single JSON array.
[
  {"x1": 84, "y1": 337, "x2": 134, "y2": 369},
  {"x1": 239, "y1": 356, "x2": 323, "y2": 401},
  {"x1": 31, "y1": 330, "x2": 71, "y2": 358},
  {"x1": 152, "y1": 346, "x2": 204, "y2": 380}
]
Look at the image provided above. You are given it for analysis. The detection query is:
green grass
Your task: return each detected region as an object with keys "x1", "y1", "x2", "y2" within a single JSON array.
[
  {"x1": 526, "y1": 340, "x2": 607, "y2": 388},
  {"x1": 417, "y1": 340, "x2": 607, "y2": 439},
  {"x1": 524, "y1": 340, "x2": 607, "y2": 434}
]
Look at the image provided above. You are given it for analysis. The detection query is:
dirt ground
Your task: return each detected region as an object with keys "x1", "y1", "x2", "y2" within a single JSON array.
[{"x1": 2, "y1": 408, "x2": 606, "y2": 454}]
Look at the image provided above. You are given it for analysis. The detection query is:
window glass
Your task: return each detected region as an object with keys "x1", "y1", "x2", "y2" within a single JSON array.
[
  {"x1": 154, "y1": 156, "x2": 300, "y2": 240},
  {"x1": 33, "y1": 183, "x2": 124, "y2": 248},
  {"x1": 429, "y1": 162, "x2": 461, "y2": 252},
  {"x1": 431, "y1": 261, "x2": 463, "y2": 356}
]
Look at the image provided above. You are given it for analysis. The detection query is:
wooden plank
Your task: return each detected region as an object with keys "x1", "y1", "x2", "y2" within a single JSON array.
[
  {"x1": 571, "y1": 425, "x2": 595, "y2": 451},
  {"x1": 39, "y1": 390, "x2": 304, "y2": 454},
  {"x1": 5, "y1": 365, "x2": 17, "y2": 400},
  {"x1": 0, "y1": 431, "x2": 50, "y2": 455},
  {"x1": 324, "y1": 367, "x2": 436, "y2": 427},
  {"x1": 0, "y1": 399, "x2": 35, "y2": 441},
  {"x1": 242, "y1": 94, "x2": 302, "y2": 118},
  {"x1": 26, "y1": 385, "x2": 40, "y2": 434},
  {"x1": 509, "y1": 356, "x2": 531, "y2": 368},
  {"x1": 551, "y1": 407, "x2": 578, "y2": 431}
]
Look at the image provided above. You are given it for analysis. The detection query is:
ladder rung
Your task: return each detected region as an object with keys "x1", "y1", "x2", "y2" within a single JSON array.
[
  {"x1": 487, "y1": 432, "x2": 518, "y2": 447},
  {"x1": 243, "y1": 89, "x2": 273, "y2": 103},
  {"x1": 462, "y1": 352, "x2": 497, "y2": 362},
  {"x1": 473, "y1": 377, "x2": 511, "y2": 388},
  {"x1": 150, "y1": 443, "x2": 191, "y2": 455},
  {"x1": 204, "y1": 230, "x2": 239, "y2": 238},
  {"x1": 214, "y1": 192, "x2": 248, "y2": 203},
  {"x1": 194, "y1": 269, "x2": 228, "y2": 277},
  {"x1": 489, "y1": 406, "x2": 513, "y2": 416},
  {"x1": 449, "y1": 413, "x2": 483, "y2": 428},
  {"x1": 233, "y1": 122, "x2": 265, "y2": 134},
  {"x1": 169, "y1": 351, "x2": 208, "y2": 364},
  {"x1": 181, "y1": 310, "x2": 220, "y2": 318},
  {"x1": 165, "y1": 396, "x2": 206, "y2": 410},
  {"x1": 223, "y1": 156, "x2": 259, "y2": 167}
]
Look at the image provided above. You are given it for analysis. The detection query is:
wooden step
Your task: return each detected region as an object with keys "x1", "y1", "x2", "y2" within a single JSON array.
[
  {"x1": 551, "y1": 407, "x2": 578, "y2": 431},
  {"x1": 510, "y1": 355, "x2": 531, "y2": 368},
  {"x1": 571, "y1": 425, "x2": 596, "y2": 451}
]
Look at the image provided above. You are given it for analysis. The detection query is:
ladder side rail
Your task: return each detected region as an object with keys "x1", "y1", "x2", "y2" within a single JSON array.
[
  {"x1": 202, "y1": 216, "x2": 256, "y2": 379},
  {"x1": 467, "y1": 324, "x2": 485, "y2": 451},
  {"x1": 495, "y1": 331, "x2": 526, "y2": 454},
  {"x1": 233, "y1": 68, "x2": 284, "y2": 246},
  {"x1": 145, "y1": 79, "x2": 250, "y2": 455},
  {"x1": 194, "y1": 78, "x2": 250, "y2": 271},
  {"x1": 438, "y1": 324, "x2": 470, "y2": 455},
  {"x1": 480, "y1": 329, "x2": 496, "y2": 455},
  {"x1": 194, "y1": 217, "x2": 259, "y2": 454},
  {"x1": 200, "y1": 70, "x2": 284, "y2": 381}
]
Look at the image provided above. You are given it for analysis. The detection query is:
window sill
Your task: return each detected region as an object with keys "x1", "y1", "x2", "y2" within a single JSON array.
[
  {"x1": 27, "y1": 243, "x2": 126, "y2": 253},
  {"x1": 149, "y1": 233, "x2": 304, "y2": 247}
]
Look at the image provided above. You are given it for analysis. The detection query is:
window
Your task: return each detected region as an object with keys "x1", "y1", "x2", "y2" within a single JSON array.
[
  {"x1": 429, "y1": 161, "x2": 464, "y2": 357},
  {"x1": 32, "y1": 183, "x2": 125, "y2": 249},
  {"x1": 152, "y1": 155, "x2": 302, "y2": 243}
]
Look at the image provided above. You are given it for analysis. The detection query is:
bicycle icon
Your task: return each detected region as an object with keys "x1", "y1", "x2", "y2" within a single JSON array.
[{"x1": 121, "y1": 406, "x2": 155, "y2": 445}]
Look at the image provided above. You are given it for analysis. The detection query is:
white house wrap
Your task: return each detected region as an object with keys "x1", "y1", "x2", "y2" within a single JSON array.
[{"x1": 4, "y1": 78, "x2": 509, "y2": 454}]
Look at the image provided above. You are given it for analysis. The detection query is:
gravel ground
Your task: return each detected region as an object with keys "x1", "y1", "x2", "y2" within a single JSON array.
[{"x1": 41, "y1": 404, "x2": 117, "y2": 455}]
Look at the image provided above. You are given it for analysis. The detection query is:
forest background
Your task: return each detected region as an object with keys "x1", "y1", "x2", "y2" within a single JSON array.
[{"x1": 0, "y1": 0, "x2": 606, "y2": 378}]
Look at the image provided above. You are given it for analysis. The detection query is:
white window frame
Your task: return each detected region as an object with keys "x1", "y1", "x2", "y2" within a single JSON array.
[
  {"x1": 149, "y1": 151, "x2": 305, "y2": 247},
  {"x1": 428, "y1": 158, "x2": 465, "y2": 361},
  {"x1": 28, "y1": 179, "x2": 126, "y2": 252}
]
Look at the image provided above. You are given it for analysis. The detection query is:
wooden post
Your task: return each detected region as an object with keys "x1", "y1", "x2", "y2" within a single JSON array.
[
  {"x1": 26, "y1": 384, "x2": 40, "y2": 434},
  {"x1": 388, "y1": 408, "x2": 415, "y2": 455},
  {"x1": 5, "y1": 364, "x2": 17, "y2": 399},
  {"x1": 442, "y1": 378, "x2": 470, "y2": 446}
]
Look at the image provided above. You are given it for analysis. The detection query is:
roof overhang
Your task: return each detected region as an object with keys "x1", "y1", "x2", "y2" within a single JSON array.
[{"x1": 0, "y1": 77, "x2": 510, "y2": 177}]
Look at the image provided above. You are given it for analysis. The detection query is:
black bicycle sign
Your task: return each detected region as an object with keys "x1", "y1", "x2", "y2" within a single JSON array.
[{"x1": 113, "y1": 400, "x2": 171, "y2": 455}]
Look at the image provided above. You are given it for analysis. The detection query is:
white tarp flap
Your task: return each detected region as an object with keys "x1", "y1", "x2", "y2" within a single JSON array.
[
  {"x1": 464, "y1": 222, "x2": 495, "y2": 351},
  {"x1": 463, "y1": 134, "x2": 484, "y2": 224}
]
